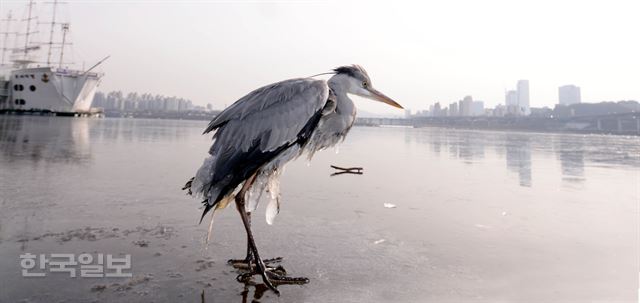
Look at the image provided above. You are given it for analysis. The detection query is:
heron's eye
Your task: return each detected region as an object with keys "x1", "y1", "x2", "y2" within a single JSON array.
[{"x1": 362, "y1": 81, "x2": 368, "y2": 88}]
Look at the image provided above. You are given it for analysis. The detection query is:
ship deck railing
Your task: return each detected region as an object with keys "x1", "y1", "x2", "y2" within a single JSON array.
[{"x1": 54, "y1": 68, "x2": 100, "y2": 78}]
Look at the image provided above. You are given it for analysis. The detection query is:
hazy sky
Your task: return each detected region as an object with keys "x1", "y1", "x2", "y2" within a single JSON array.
[{"x1": 1, "y1": 0, "x2": 638, "y2": 113}]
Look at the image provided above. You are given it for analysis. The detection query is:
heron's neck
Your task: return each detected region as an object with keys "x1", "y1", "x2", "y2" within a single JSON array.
[
  {"x1": 328, "y1": 80, "x2": 355, "y2": 116},
  {"x1": 328, "y1": 79, "x2": 346, "y2": 97}
]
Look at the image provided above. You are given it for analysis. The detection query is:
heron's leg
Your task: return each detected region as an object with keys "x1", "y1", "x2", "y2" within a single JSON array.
[
  {"x1": 233, "y1": 174, "x2": 309, "y2": 293},
  {"x1": 231, "y1": 173, "x2": 282, "y2": 294},
  {"x1": 227, "y1": 212, "x2": 253, "y2": 264},
  {"x1": 244, "y1": 212, "x2": 254, "y2": 261},
  {"x1": 235, "y1": 193, "x2": 279, "y2": 293},
  {"x1": 234, "y1": 200, "x2": 308, "y2": 290},
  {"x1": 228, "y1": 212, "x2": 284, "y2": 269}
]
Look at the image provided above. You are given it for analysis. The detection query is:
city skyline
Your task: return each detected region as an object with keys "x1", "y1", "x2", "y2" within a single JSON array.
[
  {"x1": 1, "y1": 0, "x2": 638, "y2": 113},
  {"x1": 411, "y1": 80, "x2": 636, "y2": 116},
  {"x1": 559, "y1": 85, "x2": 582, "y2": 105},
  {"x1": 93, "y1": 80, "x2": 602, "y2": 115}
]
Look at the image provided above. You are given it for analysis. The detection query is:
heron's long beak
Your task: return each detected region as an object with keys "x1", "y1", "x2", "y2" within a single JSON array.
[{"x1": 368, "y1": 87, "x2": 404, "y2": 109}]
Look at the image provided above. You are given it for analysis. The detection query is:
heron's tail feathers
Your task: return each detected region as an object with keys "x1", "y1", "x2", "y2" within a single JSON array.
[
  {"x1": 198, "y1": 194, "x2": 234, "y2": 224},
  {"x1": 205, "y1": 208, "x2": 216, "y2": 248},
  {"x1": 199, "y1": 199, "x2": 215, "y2": 224}
]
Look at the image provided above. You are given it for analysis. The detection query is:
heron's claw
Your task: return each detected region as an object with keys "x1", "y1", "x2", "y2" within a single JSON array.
[
  {"x1": 330, "y1": 165, "x2": 363, "y2": 176},
  {"x1": 234, "y1": 264, "x2": 287, "y2": 276},
  {"x1": 265, "y1": 270, "x2": 310, "y2": 285},
  {"x1": 228, "y1": 257, "x2": 283, "y2": 269},
  {"x1": 237, "y1": 269, "x2": 308, "y2": 285},
  {"x1": 235, "y1": 261, "x2": 308, "y2": 296}
]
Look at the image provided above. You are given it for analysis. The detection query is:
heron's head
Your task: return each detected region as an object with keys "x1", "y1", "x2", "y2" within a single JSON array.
[{"x1": 328, "y1": 65, "x2": 403, "y2": 109}]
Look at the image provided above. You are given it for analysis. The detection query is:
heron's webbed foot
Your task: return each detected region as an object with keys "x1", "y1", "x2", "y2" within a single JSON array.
[{"x1": 330, "y1": 165, "x2": 363, "y2": 176}]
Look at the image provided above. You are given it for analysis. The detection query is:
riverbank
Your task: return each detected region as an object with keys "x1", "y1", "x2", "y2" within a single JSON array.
[{"x1": 356, "y1": 114, "x2": 640, "y2": 136}]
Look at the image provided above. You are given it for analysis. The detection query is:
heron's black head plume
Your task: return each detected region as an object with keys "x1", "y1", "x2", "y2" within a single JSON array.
[{"x1": 333, "y1": 64, "x2": 371, "y2": 84}]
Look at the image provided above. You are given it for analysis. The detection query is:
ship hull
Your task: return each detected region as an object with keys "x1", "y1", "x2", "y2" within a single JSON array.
[{"x1": 1, "y1": 67, "x2": 102, "y2": 113}]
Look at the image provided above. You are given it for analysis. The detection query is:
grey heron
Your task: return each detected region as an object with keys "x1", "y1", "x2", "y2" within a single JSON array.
[{"x1": 183, "y1": 65, "x2": 402, "y2": 294}]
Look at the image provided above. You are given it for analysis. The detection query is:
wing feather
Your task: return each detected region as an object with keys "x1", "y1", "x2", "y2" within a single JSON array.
[
  {"x1": 207, "y1": 78, "x2": 329, "y2": 154},
  {"x1": 191, "y1": 78, "x2": 329, "y2": 215}
]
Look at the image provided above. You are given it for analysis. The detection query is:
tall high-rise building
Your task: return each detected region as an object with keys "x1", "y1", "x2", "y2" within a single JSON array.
[
  {"x1": 504, "y1": 80, "x2": 530, "y2": 116},
  {"x1": 433, "y1": 102, "x2": 442, "y2": 116},
  {"x1": 471, "y1": 100, "x2": 484, "y2": 116},
  {"x1": 449, "y1": 102, "x2": 458, "y2": 116},
  {"x1": 517, "y1": 80, "x2": 530, "y2": 115},
  {"x1": 459, "y1": 95, "x2": 473, "y2": 116},
  {"x1": 558, "y1": 85, "x2": 581, "y2": 105},
  {"x1": 505, "y1": 90, "x2": 518, "y2": 106}
]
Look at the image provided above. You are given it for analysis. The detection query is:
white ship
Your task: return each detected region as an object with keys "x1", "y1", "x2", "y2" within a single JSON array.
[{"x1": 0, "y1": 0, "x2": 107, "y2": 115}]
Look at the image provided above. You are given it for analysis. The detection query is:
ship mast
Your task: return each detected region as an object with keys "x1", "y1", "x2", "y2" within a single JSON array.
[
  {"x1": 0, "y1": 11, "x2": 16, "y2": 66},
  {"x1": 46, "y1": 0, "x2": 59, "y2": 66},
  {"x1": 59, "y1": 23, "x2": 68, "y2": 68},
  {"x1": 12, "y1": 0, "x2": 39, "y2": 68},
  {"x1": 23, "y1": 0, "x2": 35, "y2": 60}
]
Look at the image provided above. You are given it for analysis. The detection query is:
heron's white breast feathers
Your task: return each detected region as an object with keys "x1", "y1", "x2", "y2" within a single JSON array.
[
  {"x1": 265, "y1": 170, "x2": 282, "y2": 225},
  {"x1": 244, "y1": 144, "x2": 301, "y2": 224},
  {"x1": 244, "y1": 169, "x2": 282, "y2": 225}
]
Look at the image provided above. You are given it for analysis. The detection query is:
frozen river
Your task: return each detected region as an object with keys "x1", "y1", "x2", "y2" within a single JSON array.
[{"x1": 0, "y1": 116, "x2": 638, "y2": 302}]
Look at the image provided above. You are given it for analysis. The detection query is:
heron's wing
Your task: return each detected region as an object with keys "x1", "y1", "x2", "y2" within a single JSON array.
[
  {"x1": 204, "y1": 78, "x2": 329, "y2": 153},
  {"x1": 190, "y1": 78, "x2": 329, "y2": 221}
]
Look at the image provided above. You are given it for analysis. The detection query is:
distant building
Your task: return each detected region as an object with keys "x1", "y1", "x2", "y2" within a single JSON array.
[
  {"x1": 124, "y1": 99, "x2": 137, "y2": 110},
  {"x1": 458, "y1": 96, "x2": 473, "y2": 116},
  {"x1": 517, "y1": 80, "x2": 530, "y2": 115},
  {"x1": 414, "y1": 109, "x2": 429, "y2": 117},
  {"x1": 433, "y1": 102, "x2": 442, "y2": 116},
  {"x1": 505, "y1": 90, "x2": 518, "y2": 106},
  {"x1": 492, "y1": 104, "x2": 506, "y2": 117},
  {"x1": 404, "y1": 109, "x2": 411, "y2": 119},
  {"x1": 504, "y1": 80, "x2": 530, "y2": 116},
  {"x1": 93, "y1": 90, "x2": 197, "y2": 113},
  {"x1": 553, "y1": 100, "x2": 639, "y2": 118},
  {"x1": 530, "y1": 107, "x2": 553, "y2": 118},
  {"x1": 449, "y1": 102, "x2": 458, "y2": 116},
  {"x1": 206, "y1": 103, "x2": 213, "y2": 111},
  {"x1": 471, "y1": 100, "x2": 484, "y2": 116},
  {"x1": 164, "y1": 97, "x2": 179, "y2": 111},
  {"x1": 505, "y1": 90, "x2": 518, "y2": 115},
  {"x1": 558, "y1": 85, "x2": 581, "y2": 105}
]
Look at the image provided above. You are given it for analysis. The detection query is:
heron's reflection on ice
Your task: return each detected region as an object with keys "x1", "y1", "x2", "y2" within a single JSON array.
[
  {"x1": 199, "y1": 261, "x2": 306, "y2": 303},
  {"x1": 240, "y1": 282, "x2": 271, "y2": 303},
  {"x1": 199, "y1": 282, "x2": 273, "y2": 303}
]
